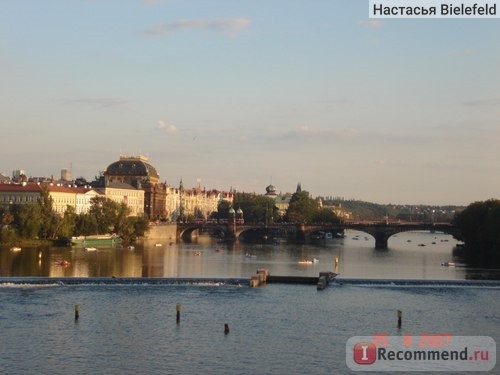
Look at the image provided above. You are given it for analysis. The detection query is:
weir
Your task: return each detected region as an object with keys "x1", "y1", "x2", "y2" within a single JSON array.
[{"x1": 1, "y1": 277, "x2": 498, "y2": 288}]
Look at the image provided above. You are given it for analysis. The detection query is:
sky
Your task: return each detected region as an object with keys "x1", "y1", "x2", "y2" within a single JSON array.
[{"x1": 1, "y1": 0, "x2": 499, "y2": 206}]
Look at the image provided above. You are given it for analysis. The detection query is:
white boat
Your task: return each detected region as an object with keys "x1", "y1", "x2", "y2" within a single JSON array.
[
  {"x1": 441, "y1": 261, "x2": 456, "y2": 267},
  {"x1": 10, "y1": 246, "x2": 21, "y2": 252},
  {"x1": 155, "y1": 243, "x2": 162, "y2": 247},
  {"x1": 298, "y1": 258, "x2": 319, "y2": 265},
  {"x1": 85, "y1": 247, "x2": 97, "y2": 251}
]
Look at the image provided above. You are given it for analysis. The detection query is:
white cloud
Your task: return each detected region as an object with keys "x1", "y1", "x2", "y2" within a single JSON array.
[
  {"x1": 143, "y1": 17, "x2": 251, "y2": 37},
  {"x1": 156, "y1": 119, "x2": 177, "y2": 133}
]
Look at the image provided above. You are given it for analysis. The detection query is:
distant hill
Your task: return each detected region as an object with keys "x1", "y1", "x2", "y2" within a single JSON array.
[{"x1": 322, "y1": 199, "x2": 464, "y2": 223}]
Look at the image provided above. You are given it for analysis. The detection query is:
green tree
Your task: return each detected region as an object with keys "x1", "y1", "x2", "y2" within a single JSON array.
[
  {"x1": 285, "y1": 191, "x2": 319, "y2": 223},
  {"x1": 313, "y1": 207, "x2": 341, "y2": 225},
  {"x1": 119, "y1": 215, "x2": 150, "y2": 245},
  {"x1": 12, "y1": 203, "x2": 42, "y2": 239},
  {"x1": 212, "y1": 200, "x2": 232, "y2": 221},
  {"x1": 74, "y1": 213, "x2": 99, "y2": 236},
  {"x1": 454, "y1": 199, "x2": 500, "y2": 259},
  {"x1": 38, "y1": 188, "x2": 60, "y2": 239},
  {"x1": 89, "y1": 196, "x2": 120, "y2": 234},
  {"x1": 284, "y1": 191, "x2": 340, "y2": 224},
  {"x1": 58, "y1": 205, "x2": 76, "y2": 238},
  {"x1": 233, "y1": 193, "x2": 277, "y2": 224}
]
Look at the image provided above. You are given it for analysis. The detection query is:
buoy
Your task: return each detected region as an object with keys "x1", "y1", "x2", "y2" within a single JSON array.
[
  {"x1": 75, "y1": 304, "x2": 80, "y2": 321},
  {"x1": 397, "y1": 310, "x2": 402, "y2": 328},
  {"x1": 176, "y1": 304, "x2": 181, "y2": 324},
  {"x1": 224, "y1": 323, "x2": 230, "y2": 334}
]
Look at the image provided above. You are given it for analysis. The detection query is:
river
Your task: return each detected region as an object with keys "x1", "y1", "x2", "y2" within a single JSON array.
[{"x1": 1, "y1": 230, "x2": 499, "y2": 374}]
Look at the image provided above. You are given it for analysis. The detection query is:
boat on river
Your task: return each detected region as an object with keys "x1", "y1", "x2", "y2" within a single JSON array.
[
  {"x1": 72, "y1": 234, "x2": 118, "y2": 247},
  {"x1": 298, "y1": 258, "x2": 319, "y2": 265},
  {"x1": 10, "y1": 246, "x2": 21, "y2": 252},
  {"x1": 441, "y1": 261, "x2": 456, "y2": 267}
]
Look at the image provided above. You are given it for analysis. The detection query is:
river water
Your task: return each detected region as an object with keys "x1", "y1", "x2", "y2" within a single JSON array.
[{"x1": 1, "y1": 230, "x2": 499, "y2": 374}]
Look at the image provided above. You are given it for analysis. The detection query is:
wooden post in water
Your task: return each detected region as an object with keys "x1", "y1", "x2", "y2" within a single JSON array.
[
  {"x1": 74, "y1": 304, "x2": 80, "y2": 321},
  {"x1": 224, "y1": 323, "x2": 230, "y2": 334},
  {"x1": 397, "y1": 310, "x2": 402, "y2": 328},
  {"x1": 176, "y1": 304, "x2": 181, "y2": 324}
]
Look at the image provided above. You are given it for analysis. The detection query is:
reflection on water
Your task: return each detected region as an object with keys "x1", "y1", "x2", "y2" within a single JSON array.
[{"x1": 1, "y1": 230, "x2": 500, "y2": 279}]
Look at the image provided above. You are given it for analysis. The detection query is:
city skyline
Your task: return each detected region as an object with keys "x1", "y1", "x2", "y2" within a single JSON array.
[{"x1": 2, "y1": 1, "x2": 499, "y2": 206}]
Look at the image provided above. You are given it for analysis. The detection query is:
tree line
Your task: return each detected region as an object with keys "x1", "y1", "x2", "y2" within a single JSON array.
[
  {"x1": 211, "y1": 191, "x2": 340, "y2": 225},
  {"x1": 453, "y1": 199, "x2": 500, "y2": 264},
  {"x1": 0, "y1": 188, "x2": 149, "y2": 246}
]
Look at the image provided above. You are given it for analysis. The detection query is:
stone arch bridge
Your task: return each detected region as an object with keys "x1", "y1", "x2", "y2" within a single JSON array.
[{"x1": 176, "y1": 221, "x2": 459, "y2": 249}]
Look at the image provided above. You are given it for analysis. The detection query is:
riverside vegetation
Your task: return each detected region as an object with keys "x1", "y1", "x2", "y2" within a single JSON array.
[{"x1": 1, "y1": 187, "x2": 499, "y2": 267}]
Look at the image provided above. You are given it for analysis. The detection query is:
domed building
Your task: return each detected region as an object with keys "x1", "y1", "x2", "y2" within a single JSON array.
[
  {"x1": 265, "y1": 184, "x2": 277, "y2": 197},
  {"x1": 104, "y1": 155, "x2": 160, "y2": 186},
  {"x1": 102, "y1": 155, "x2": 167, "y2": 219}
]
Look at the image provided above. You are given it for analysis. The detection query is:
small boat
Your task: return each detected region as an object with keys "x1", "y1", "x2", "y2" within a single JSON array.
[
  {"x1": 418, "y1": 243, "x2": 426, "y2": 247},
  {"x1": 85, "y1": 247, "x2": 97, "y2": 251},
  {"x1": 155, "y1": 243, "x2": 162, "y2": 247},
  {"x1": 194, "y1": 251, "x2": 202, "y2": 256},
  {"x1": 126, "y1": 245, "x2": 135, "y2": 250},
  {"x1": 441, "y1": 261, "x2": 456, "y2": 267},
  {"x1": 245, "y1": 253, "x2": 257, "y2": 258},
  {"x1": 10, "y1": 246, "x2": 22, "y2": 252},
  {"x1": 55, "y1": 260, "x2": 70, "y2": 267},
  {"x1": 298, "y1": 258, "x2": 319, "y2": 265},
  {"x1": 215, "y1": 248, "x2": 224, "y2": 253}
]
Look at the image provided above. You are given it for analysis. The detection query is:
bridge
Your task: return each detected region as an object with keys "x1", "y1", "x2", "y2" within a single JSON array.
[
  {"x1": 176, "y1": 221, "x2": 459, "y2": 249},
  {"x1": 343, "y1": 221, "x2": 458, "y2": 249}
]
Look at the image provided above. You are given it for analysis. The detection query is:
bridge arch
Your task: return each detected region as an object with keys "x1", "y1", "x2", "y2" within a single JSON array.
[{"x1": 344, "y1": 223, "x2": 458, "y2": 249}]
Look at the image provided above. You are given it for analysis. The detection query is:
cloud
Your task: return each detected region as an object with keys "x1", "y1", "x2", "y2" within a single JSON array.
[
  {"x1": 143, "y1": 17, "x2": 251, "y2": 37},
  {"x1": 156, "y1": 119, "x2": 177, "y2": 133},
  {"x1": 66, "y1": 97, "x2": 128, "y2": 108}
]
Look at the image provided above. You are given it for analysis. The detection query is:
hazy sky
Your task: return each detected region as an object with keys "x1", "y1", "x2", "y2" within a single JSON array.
[{"x1": 1, "y1": 0, "x2": 499, "y2": 205}]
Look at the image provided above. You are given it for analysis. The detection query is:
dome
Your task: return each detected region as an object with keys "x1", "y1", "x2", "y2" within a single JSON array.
[
  {"x1": 103, "y1": 155, "x2": 160, "y2": 187},
  {"x1": 105, "y1": 156, "x2": 159, "y2": 180},
  {"x1": 265, "y1": 184, "x2": 276, "y2": 194}
]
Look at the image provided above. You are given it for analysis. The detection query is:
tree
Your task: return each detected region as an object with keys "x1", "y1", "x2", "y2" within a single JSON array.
[
  {"x1": 284, "y1": 191, "x2": 340, "y2": 225},
  {"x1": 313, "y1": 208, "x2": 341, "y2": 225},
  {"x1": 285, "y1": 191, "x2": 319, "y2": 223},
  {"x1": 58, "y1": 206, "x2": 76, "y2": 238},
  {"x1": 12, "y1": 203, "x2": 42, "y2": 239},
  {"x1": 38, "y1": 188, "x2": 60, "y2": 239},
  {"x1": 89, "y1": 196, "x2": 120, "y2": 234},
  {"x1": 75, "y1": 213, "x2": 98, "y2": 236},
  {"x1": 454, "y1": 199, "x2": 500, "y2": 263},
  {"x1": 233, "y1": 193, "x2": 277, "y2": 224}
]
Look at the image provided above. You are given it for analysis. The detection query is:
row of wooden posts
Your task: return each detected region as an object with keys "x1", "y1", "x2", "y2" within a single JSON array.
[{"x1": 74, "y1": 303, "x2": 231, "y2": 333}]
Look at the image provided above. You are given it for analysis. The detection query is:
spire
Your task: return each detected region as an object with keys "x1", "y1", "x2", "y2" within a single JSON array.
[{"x1": 296, "y1": 182, "x2": 302, "y2": 193}]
